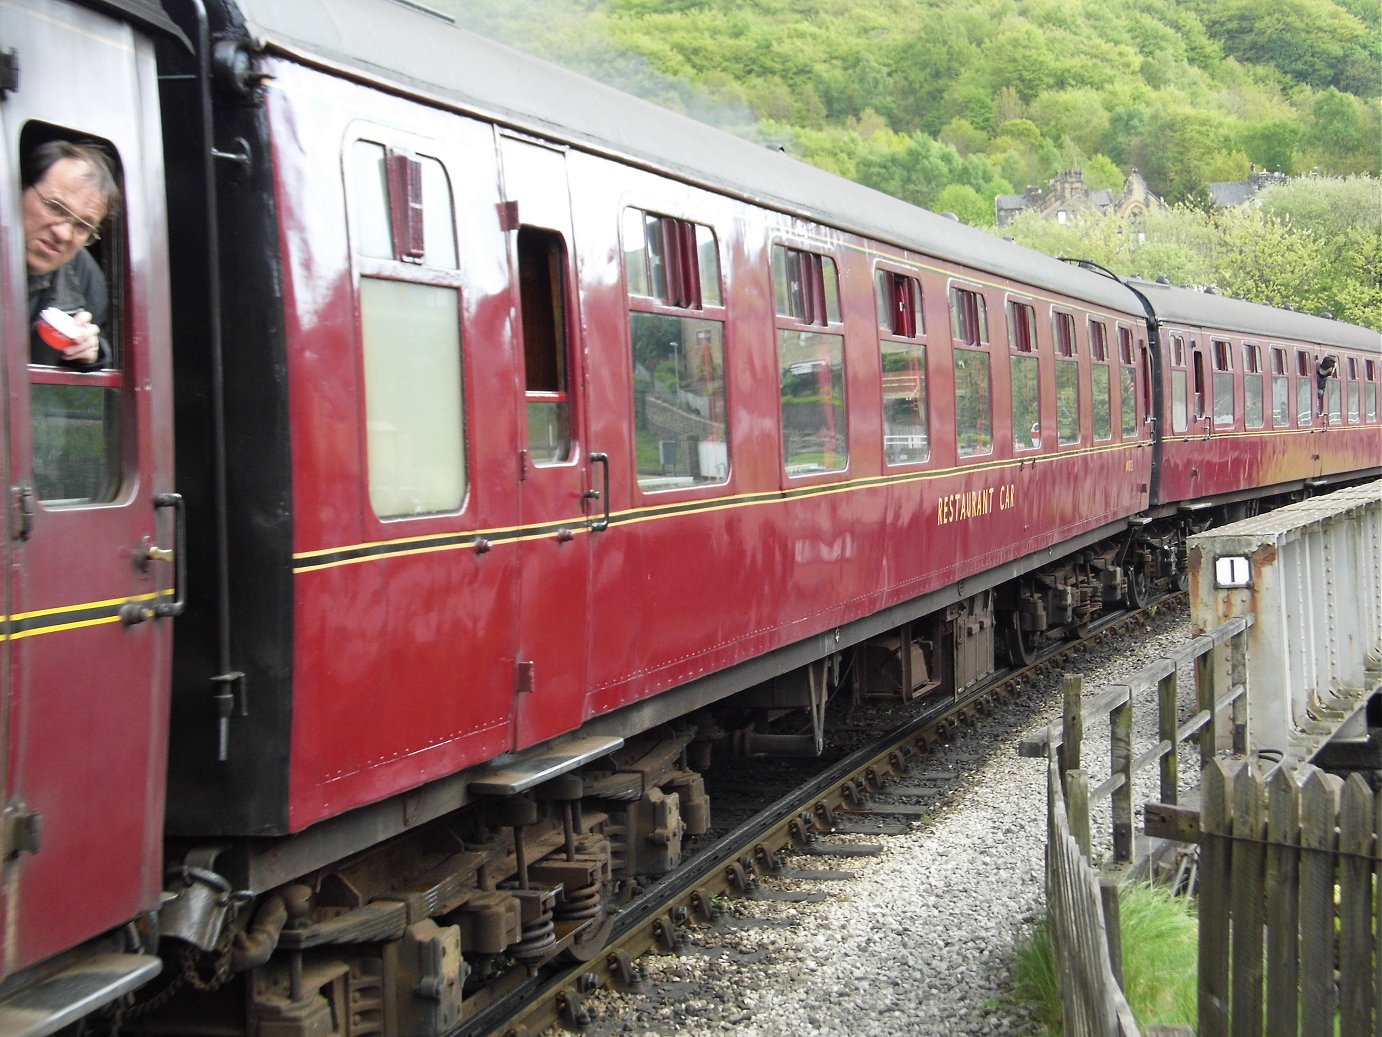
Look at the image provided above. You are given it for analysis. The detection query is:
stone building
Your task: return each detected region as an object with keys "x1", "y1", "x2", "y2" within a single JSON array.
[{"x1": 995, "y1": 168, "x2": 1165, "y2": 228}]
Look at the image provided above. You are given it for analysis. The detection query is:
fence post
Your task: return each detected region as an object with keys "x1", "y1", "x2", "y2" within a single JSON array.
[
  {"x1": 1228, "y1": 764, "x2": 1265, "y2": 1035},
  {"x1": 1061, "y1": 674, "x2": 1083, "y2": 784},
  {"x1": 1299, "y1": 770, "x2": 1342, "y2": 1037},
  {"x1": 1337, "y1": 774, "x2": 1376, "y2": 1036},
  {"x1": 1197, "y1": 647, "x2": 1218, "y2": 765},
  {"x1": 1067, "y1": 769, "x2": 1092, "y2": 860},
  {"x1": 1110, "y1": 695, "x2": 1133, "y2": 864},
  {"x1": 1264, "y1": 765, "x2": 1300, "y2": 1037},
  {"x1": 1157, "y1": 665, "x2": 1179, "y2": 806},
  {"x1": 1099, "y1": 879, "x2": 1124, "y2": 990},
  {"x1": 1199, "y1": 760, "x2": 1231, "y2": 1037}
]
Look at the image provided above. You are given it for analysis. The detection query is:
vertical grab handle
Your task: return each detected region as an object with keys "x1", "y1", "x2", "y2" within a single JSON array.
[
  {"x1": 586, "y1": 452, "x2": 610, "y2": 532},
  {"x1": 152, "y1": 492, "x2": 187, "y2": 617}
]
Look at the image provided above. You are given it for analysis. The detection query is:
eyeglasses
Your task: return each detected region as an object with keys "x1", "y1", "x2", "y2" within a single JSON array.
[{"x1": 32, "y1": 190, "x2": 103, "y2": 242}]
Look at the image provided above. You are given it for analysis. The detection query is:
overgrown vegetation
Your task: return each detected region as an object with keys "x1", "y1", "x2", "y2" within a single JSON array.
[
  {"x1": 436, "y1": 0, "x2": 1380, "y2": 327},
  {"x1": 1013, "y1": 881, "x2": 1198, "y2": 1034}
]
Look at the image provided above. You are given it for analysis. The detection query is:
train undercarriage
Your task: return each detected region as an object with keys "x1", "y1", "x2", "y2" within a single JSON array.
[{"x1": 123, "y1": 501, "x2": 1268, "y2": 1037}]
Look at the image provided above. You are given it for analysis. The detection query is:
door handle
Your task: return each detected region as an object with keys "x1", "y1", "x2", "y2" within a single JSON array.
[
  {"x1": 151, "y1": 491, "x2": 186, "y2": 618},
  {"x1": 586, "y1": 452, "x2": 610, "y2": 531}
]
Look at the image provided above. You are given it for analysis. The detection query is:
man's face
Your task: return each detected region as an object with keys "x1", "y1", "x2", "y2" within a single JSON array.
[{"x1": 24, "y1": 157, "x2": 106, "y2": 277}]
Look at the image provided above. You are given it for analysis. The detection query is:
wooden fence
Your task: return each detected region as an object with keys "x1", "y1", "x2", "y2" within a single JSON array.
[
  {"x1": 1028, "y1": 616, "x2": 1252, "y2": 1036},
  {"x1": 1046, "y1": 756, "x2": 1143, "y2": 1037},
  {"x1": 1196, "y1": 759, "x2": 1379, "y2": 1037}
]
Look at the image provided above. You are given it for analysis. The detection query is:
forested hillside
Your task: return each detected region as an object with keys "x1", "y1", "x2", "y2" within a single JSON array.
[{"x1": 438, "y1": 0, "x2": 1381, "y2": 327}]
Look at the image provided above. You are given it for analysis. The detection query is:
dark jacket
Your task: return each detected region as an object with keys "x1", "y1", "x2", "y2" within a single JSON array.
[{"x1": 27, "y1": 247, "x2": 110, "y2": 368}]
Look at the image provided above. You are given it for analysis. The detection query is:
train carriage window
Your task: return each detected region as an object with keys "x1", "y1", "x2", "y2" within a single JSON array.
[
  {"x1": 1325, "y1": 358, "x2": 1343, "y2": 422},
  {"x1": 1366, "y1": 360, "x2": 1378, "y2": 422},
  {"x1": 624, "y1": 208, "x2": 729, "y2": 489},
  {"x1": 1346, "y1": 357, "x2": 1361, "y2": 422},
  {"x1": 949, "y1": 286, "x2": 988, "y2": 346},
  {"x1": 1089, "y1": 320, "x2": 1111, "y2": 441},
  {"x1": 1170, "y1": 335, "x2": 1189, "y2": 434},
  {"x1": 1118, "y1": 326, "x2": 1138, "y2": 438},
  {"x1": 1053, "y1": 312, "x2": 1080, "y2": 445},
  {"x1": 519, "y1": 227, "x2": 573, "y2": 465},
  {"x1": 22, "y1": 130, "x2": 125, "y2": 505},
  {"x1": 877, "y1": 269, "x2": 929, "y2": 465},
  {"x1": 1296, "y1": 351, "x2": 1313, "y2": 425},
  {"x1": 1211, "y1": 340, "x2": 1234, "y2": 427},
  {"x1": 350, "y1": 139, "x2": 465, "y2": 518},
  {"x1": 954, "y1": 349, "x2": 992, "y2": 457},
  {"x1": 1244, "y1": 343, "x2": 1264, "y2": 429},
  {"x1": 1008, "y1": 300, "x2": 1040, "y2": 451},
  {"x1": 1271, "y1": 347, "x2": 1290, "y2": 426},
  {"x1": 775, "y1": 245, "x2": 846, "y2": 474}
]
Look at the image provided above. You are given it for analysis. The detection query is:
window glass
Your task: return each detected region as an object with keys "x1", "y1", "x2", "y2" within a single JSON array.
[
  {"x1": 1347, "y1": 380, "x2": 1361, "y2": 422},
  {"x1": 1057, "y1": 359, "x2": 1081, "y2": 444},
  {"x1": 696, "y1": 224, "x2": 722, "y2": 307},
  {"x1": 1093, "y1": 363, "x2": 1112, "y2": 440},
  {"x1": 1327, "y1": 379, "x2": 1342, "y2": 422},
  {"x1": 878, "y1": 270, "x2": 924, "y2": 338},
  {"x1": 1172, "y1": 369, "x2": 1188, "y2": 433},
  {"x1": 32, "y1": 385, "x2": 121, "y2": 504},
  {"x1": 955, "y1": 348, "x2": 992, "y2": 456},
  {"x1": 1367, "y1": 383, "x2": 1378, "y2": 422},
  {"x1": 360, "y1": 278, "x2": 465, "y2": 517},
  {"x1": 1246, "y1": 372, "x2": 1264, "y2": 428},
  {"x1": 419, "y1": 158, "x2": 458, "y2": 269},
  {"x1": 623, "y1": 208, "x2": 650, "y2": 298},
  {"x1": 353, "y1": 141, "x2": 392, "y2": 260},
  {"x1": 1297, "y1": 374, "x2": 1313, "y2": 425},
  {"x1": 631, "y1": 313, "x2": 728, "y2": 487},
  {"x1": 1273, "y1": 373, "x2": 1290, "y2": 426},
  {"x1": 1012, "y1": 354, "x2": 1040, "y2": 450},
  {"x1": 779, "y1": 331, "x2": 846, "y2": 474},
  {"x1": 881, "y1": 341, "x2": 928, "y2": 465},
  {"x1": 1120, "y1": 363, "x2": 1138, "y2": 438},
  {"x1": 1213, "y1": 371, "x2": 1234, "y2": 427}
]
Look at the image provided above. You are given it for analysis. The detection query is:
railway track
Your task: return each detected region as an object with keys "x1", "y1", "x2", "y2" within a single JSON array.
[{"x1": 460, "y1": 599, "x2": 1179, "y2": 1037}]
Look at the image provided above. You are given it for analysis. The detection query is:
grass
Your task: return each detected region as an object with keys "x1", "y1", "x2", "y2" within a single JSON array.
[{"x1": 1012, "y1": 881, "x2": 1198, "y2": 1035}]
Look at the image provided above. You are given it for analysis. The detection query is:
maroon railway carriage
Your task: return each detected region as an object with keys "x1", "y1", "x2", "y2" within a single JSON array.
[
  {"x1": 0, "y1": 0, "x2": 1377, "y2": 1033},
  {"x1": 1129, "y1": 277, "x2": 1382, "y2": 510}
]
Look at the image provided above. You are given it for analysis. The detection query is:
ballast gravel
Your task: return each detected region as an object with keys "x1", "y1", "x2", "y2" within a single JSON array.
[{"x1": 559, "y1": 600, "x2": 1198, "y2": 1037}]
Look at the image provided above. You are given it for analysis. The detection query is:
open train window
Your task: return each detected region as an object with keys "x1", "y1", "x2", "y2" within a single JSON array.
[
  {"x1": 876, "y1": 269, "x2": 924, "y2": 338},
  {"x1": 1118, "y1": 326, "x2": 1138, "y2": 439},
  {"x1": 625, "y1": 208, "x2": 729, "y2": 490},
  {"x1": 949, "y1": 286, "x2": 988, "y2": 346},
  {"x1": 1008, "y1": 300, "x2": 1040, "y2": 451},
  {"x1": 1271, "y1": 347, "x2": 1290, "y2": 427},
  {"x1": 1295, "y1": 351, "x2": 1313, "y2": 425},
  {"x1": 878, "y1": 269, "x2": 928, "y2": 466},
  {"x1": 519, "y1": 227, "x2": 573, "y2": 465},
  {"x1": 1243, "y1": 343, "x2": 1264, "y2": 429},
  {"x1": 774, "y1": 245, "x2": 845, "y2": 475},
  {"x1": 1170, "y1": 335, "x2": 1188, "y2": 434},
  {"x1": 1089, "y1": 320, "x2": 1111, "y2": 441},
  {"x1": 350, "y1": 138, "x2": 465, "y2": 519},
  {"x1": 1346, "y1": 357, "x2": 1361, "y2": 423},
  {"x1": 774, "y1": 246, "x2": 840, "y2": 326},
  {"x1": 21, "y1": 126, "x2": 126, "y2": 505},
  {"x1": 1052, "y1": 312, "x2": 1079, "y2": 445}
]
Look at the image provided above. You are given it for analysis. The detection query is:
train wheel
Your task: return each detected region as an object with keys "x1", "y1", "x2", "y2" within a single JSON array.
[
  {"x1": 1001, "y1": 611, "x2": 1033, "y2": 667},
  {"x1": 1125, "y1": 567, "x2": 1149, "y2": 609}
]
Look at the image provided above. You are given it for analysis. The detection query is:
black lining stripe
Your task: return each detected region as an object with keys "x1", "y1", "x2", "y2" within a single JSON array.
[{"x1": 4, "y1": 591, "x2": 167, "y2": 639}]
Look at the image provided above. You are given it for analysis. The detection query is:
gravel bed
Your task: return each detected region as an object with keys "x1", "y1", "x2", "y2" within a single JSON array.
[{"x1": 557, "y1": 600, "x2": 1196, "y2": 1037}]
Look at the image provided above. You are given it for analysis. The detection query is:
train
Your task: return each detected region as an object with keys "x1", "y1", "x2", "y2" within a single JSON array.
[{"x1": 2, "y1": 1, "x2": 1378, "y2": 1034}]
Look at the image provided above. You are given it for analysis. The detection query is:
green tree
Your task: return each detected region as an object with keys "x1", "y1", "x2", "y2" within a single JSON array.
[{"x1": 933, "y1": 184, "x2": 994, "y2": 227}]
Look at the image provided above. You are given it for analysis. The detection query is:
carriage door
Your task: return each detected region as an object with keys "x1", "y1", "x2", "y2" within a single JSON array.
[
  {"x1": 499, "y1": 136, "x2": 592, "y2": 746},
  {"x1": 0, "y1": 8, "x2": 174, "y2": 982}
]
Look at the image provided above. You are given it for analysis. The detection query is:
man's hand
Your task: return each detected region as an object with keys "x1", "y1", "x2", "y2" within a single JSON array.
[{"x1": 61, "y1": 310, "x2": 101, "y2": 365}]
